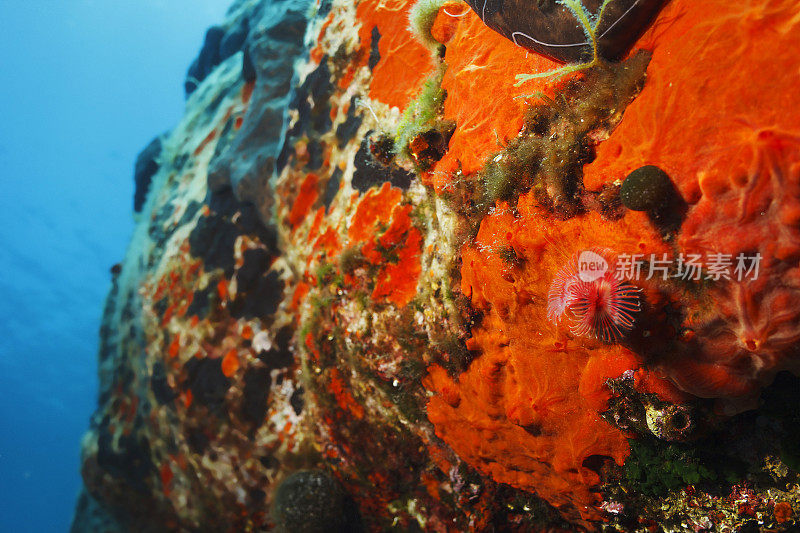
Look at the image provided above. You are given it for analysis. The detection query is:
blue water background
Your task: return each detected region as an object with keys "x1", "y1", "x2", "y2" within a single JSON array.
[{"x1": 0, "y1": 2, "x2": 230, "y2": 530}]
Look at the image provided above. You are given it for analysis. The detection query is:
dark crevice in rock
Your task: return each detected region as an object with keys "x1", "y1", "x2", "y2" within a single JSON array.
[
  {"x1": 324, "y1": 168, "x2": 343, "y2": 209},
  {"x1": 336, "y1": 97, "x2": 363, "y2": 148},
  {"x1": 133, "y1": 136, "x2": 163, "y2": 213},
  {"x1": 242, "y1": 367, "x2": 271, "y2": 431},
  {"x1": 277, "y1": 60, "x2": 334, "y2": 172},
  {"x1": 231, "y1": 269, "x2": 284, "y2": 319},
  {"x1": 189, "y1": 187, "x2": 278, "y2": 276},
  {"x1": 150, "y1": 362, "x2": 177, "y2": 405},
  {"x1": 368, "y1": 27, "x2": 381, "y2": 70},
  {"x1": 352, "y1": 135, "x2": 413, "y2": 192},
  {"x1": 96, "y1": 424, "x2": 154, "y2": 493},
  {"x1": 256, "y1": 324, "x2": 295, "y2": 370},
  {"x1": 183, "y1": 357, "x2": 230, "y2": 411}
]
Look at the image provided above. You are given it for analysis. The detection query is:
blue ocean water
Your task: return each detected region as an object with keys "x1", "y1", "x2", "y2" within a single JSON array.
[{"x1": 0, "y1": 2, "x2": 230, "y2": 530}]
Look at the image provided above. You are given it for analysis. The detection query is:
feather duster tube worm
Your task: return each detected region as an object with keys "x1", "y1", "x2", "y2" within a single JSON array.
[{"x1": 548, "y1": 249, "x2": 642, "y2": 343}]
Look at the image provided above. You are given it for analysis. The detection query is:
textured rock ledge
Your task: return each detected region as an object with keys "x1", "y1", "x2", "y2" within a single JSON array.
[{"x1": 74, "y1": 0, "x2": 800, "y2": 531}]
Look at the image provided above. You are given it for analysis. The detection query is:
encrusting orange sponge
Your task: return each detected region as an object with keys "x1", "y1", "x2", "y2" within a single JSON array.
[
  {"x1": 584, "y1": 0, "x2": 800, "y2": 406},
  {"x1": 349, "y1": 0, "x2": 800, "y2": 522},
  {"x1": 423, "y1": 0, "x2": 800, "y2": 520},
  {"x1": 426, "y1": 195, "x2": 672, "y2": 522}
]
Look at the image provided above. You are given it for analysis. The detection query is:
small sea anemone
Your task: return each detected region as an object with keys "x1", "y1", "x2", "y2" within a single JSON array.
[{"x1": 547, "y1": 250, "x2": 641, "y2": 342}]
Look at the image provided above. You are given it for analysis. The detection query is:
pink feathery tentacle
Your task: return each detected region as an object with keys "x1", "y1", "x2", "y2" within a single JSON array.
[{"x1": 548, "y1": 253, "x2": 642, "y2": 342}]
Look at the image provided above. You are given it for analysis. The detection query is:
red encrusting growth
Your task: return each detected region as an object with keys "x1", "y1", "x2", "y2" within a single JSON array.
[
  {"x1": 774, "y1": 502, "x2": 794, "y2": 524},
  {"x1": 160, "y1": 463, "x2": 174, "y2": 496},
  {"x1": 427, "y1": 195, "x2": 669, "y2": 521},
  {"x1": 313, "y1": 227, "x2": 341, "y2": 258},
  {"x1": 182, "y1": 389, "x2": 193, "y2": 409},
  {"x1": 348, "y1": 182, "x2": 401, "y2": 243},
  {"x1": 288, "y1": 173, "x2": 320, "y2": 228},
  {"x1": 168, "y1": 334, "x2": 181, "y2": 359},
  {"x1": 307, "y1": 207, "x2": 326, "y2": 241},
  {"x1": 241, "y1": 81, "x2": 255, "y2": 105},
  {"x1": 292, "y1": 281, "x2": 311, "y2": 311},
  {"x1": 583, "y1": 0, "x2": 800, "y2": 404},
  {"x1": 430, "y1": 2, "x2": 465, "y2": 45},
  {"x1": 194, "y1": 128, "x2": 217, "y2": 156},
  {"x1": 365, "y1": 204, "x2": 423, "y2": 307},
  {"x1": 329, "y1": 368, "x2": 365, "y2": 419},
  {"x1": 355, "y1": 0, "x2": 433, "y2": 109},
  {"x1": 216, "y1": 279, "x2": 228, "y2": 301},
  {"x1": 221, "y1": 349, "x2": 240, "y2": 378},
  {"x1": 348, "y1": 184, "x2": 422, "y2": 307},
  {"x1": 428, "y1": 8, "x2": 563, "y2": 192},
  {"x1": 634, "y1": 368, "x2": 694, "y2": 405}
]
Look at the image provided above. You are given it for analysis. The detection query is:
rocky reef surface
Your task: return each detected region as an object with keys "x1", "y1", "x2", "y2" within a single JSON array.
[{"x1": 72, "y1": 0, "x2": 800, "y2": 531}]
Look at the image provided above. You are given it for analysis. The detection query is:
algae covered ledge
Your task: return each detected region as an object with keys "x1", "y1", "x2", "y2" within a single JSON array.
[{"x1": 73, "y1": 0, "x2": 800, "y2": 531}]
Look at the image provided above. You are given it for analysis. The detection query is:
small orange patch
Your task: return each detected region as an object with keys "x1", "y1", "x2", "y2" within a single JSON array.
[
  {"x1": 288, "y1": 173, "x2": 320, "y2": 228},
  {"x1": 351, "y1": 188, "x2": 423, "y2": 307},
  {"x1": 329, "y1": 368, "x2": 365, "y2": 419},
  {"x1": 314, "y1": 227, "x2": 341, "y2": 257},
  {"x1": 348, "y1": 182, "x2": 402, "y2": 243},
  {"x1": 774, "y1": 502, "x2": 793, "y2": 524},
  {"x1": 168, "y1": 334, "x2": 181, "y2": 359},
  {"x1": 221, "y1": 349, "x2": 240, "y2": 377},
  {"x1": 292, "y1": 282, "x2": 311, "y2": 311},
  {"x1": 161, "y1": 303, "x2": 175, "y2": 327},
  {"x1": 310, "y1": 15, "x2": 334, "y2": 65},
  {"x1": 160, "y1": 463, "x2": 174, "y2": 495},
  {"x1": 193, "y1": 128, "x2": 217, "y2": 156},
  {"x1": 216, "y1": 279, "x2": 228, "y2": 301},
  {"x1": 241, "y1": 81, "x2": 255, "y2": 105},
  {"x1": 182, "y1": 389, "x2": 193, "y2": 408},
  {"x1": 310, "y1": 44, "x2": 325, "y2": 65},
  {"x1": 307, "y1": 207, "x2": 326, "y2": 241},
  {"x1": 365, "y1": 204, "x2": 423, "y2": 307},
  {"x1": 355, "y1": 0, "x2": 432, "y2": 109}
]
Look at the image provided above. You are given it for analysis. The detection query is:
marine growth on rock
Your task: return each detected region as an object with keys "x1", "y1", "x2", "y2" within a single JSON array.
[{"x1": 72, "y1": 0, "x2": 800, "y2": 531}]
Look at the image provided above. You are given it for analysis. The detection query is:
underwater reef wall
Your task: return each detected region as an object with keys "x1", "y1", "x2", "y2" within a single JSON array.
[{"x1": 73, "y1": 0, "x2": 800, "y2": 531}]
